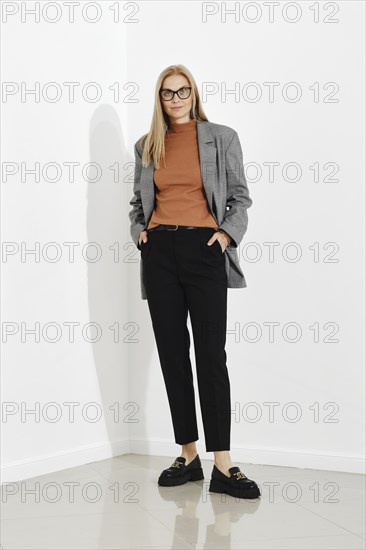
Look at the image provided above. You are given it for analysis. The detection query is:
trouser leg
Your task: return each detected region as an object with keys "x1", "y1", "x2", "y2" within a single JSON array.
[
  {"x1": 142, "y1": 231, "x2": 199, "y2": 445},
  {"x1": 176, "y1": 228, "x2": 231, "y2": 452},
  {"x1": 185, "y1": 278, "x2": 230, "y2": 452}
]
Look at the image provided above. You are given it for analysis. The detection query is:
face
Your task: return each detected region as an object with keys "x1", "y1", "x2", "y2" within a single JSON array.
[{"x1": 160, "y1": 74, "x2": 193, "y2": 124}]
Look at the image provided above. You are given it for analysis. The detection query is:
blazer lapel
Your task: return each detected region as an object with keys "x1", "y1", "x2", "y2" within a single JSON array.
[{"x1": 197, "y1": 120, "x2": 217, "y2": 216}]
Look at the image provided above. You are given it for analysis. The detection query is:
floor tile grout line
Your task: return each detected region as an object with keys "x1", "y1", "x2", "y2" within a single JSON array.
[
  {"x1": 234, "y1": 533, "x2": 366, "y2": 542},
  {"x1": 295, "y1": 499, "x2": 365, "y2": 539}
]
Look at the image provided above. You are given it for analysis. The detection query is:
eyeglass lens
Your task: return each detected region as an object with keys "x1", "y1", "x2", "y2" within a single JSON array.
[{"x1": 160, "y1": 87, "x2": 191, "y2": 100}]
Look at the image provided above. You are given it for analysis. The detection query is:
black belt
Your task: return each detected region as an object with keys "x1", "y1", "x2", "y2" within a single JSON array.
[{"x1": 147, "y1": 224, "x2": 215, "y2": 232}]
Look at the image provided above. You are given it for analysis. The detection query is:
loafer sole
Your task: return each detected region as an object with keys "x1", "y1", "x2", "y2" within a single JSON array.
[
  {"x1": 158, "y1": 467, "x2": 204, "y2": 486},
  {"x1": 209, "y1": 477, "x2": 261, "y2": 499}
]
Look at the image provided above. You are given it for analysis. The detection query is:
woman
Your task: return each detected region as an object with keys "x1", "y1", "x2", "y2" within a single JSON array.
[{"x1": 129, "y1": 64, "x2": 260, "y2": 499}]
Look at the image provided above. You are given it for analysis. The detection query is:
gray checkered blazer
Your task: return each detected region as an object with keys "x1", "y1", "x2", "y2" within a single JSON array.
[{"x1": 129, "y1": 120, "x2": 253, "y2": 300}]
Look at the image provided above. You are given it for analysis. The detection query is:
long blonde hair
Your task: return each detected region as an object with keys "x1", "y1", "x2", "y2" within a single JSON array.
[{"x1": 139, "y1": 64, "x2": 209, "y2": 169}]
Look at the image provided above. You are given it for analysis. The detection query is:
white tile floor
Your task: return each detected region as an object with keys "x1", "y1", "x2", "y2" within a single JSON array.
[{"x1": 1, "y1": 454, "x2": 365, "y2": 549}]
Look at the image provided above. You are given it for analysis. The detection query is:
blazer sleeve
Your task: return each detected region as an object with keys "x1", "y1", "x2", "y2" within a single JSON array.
[
  {"x1": 218, "y1": 131, "x2": 253, "y2": 248},
  {"x1": 128, "y1": 140, "x2": 147, "y2": 251}
]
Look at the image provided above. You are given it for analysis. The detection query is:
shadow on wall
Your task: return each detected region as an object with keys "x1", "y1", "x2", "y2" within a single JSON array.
[{"x1": 88, "y1": 105, "x2": 153, "y2": 466}]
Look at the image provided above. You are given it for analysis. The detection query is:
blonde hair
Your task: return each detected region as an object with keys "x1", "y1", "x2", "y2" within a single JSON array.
[{"x1": 139, "y1": 64, "x2": 209, "y2": 169}]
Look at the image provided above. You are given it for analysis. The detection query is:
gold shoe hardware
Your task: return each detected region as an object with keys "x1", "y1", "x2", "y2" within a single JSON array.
[
  {"x1": 171, "y1": 461, "x2": 182, "y2": 468},
  {"x1": 234, "y1": 472, "x2": 247, "y2": 480}
]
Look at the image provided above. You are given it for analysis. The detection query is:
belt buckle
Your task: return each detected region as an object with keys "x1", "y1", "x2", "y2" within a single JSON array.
[{"x1": 167, "y1": 224, "x2": 178, "y2": 231}]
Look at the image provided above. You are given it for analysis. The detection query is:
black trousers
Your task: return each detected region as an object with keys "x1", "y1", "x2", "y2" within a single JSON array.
[{"x1": 141, "y1": 226, "x2": 231, "y2": 452}]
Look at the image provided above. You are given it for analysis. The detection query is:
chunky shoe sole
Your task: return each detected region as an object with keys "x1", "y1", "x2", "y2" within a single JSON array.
[
  {"x1": 209, "y1": 477, "x2": 261, "y2": 499},
  {"x1": 158, "y1": 467, "x2": 204, "y2": 487}
]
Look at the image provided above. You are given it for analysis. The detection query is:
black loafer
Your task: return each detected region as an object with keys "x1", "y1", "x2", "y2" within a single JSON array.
[
  {"x1": 209, "y1": 465, "x2": 261, "y2": 499},
  {"x1": 158, "y1": 454, "x2": 204, "y2": 486}
]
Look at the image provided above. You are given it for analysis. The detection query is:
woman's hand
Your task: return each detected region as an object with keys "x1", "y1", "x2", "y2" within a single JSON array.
[
  {"x1": 138, "y1": 230, "x2": 148, "y2": 247},
  {"x1": 208, "y1": 230, "x2": 232, "y2": 252}
]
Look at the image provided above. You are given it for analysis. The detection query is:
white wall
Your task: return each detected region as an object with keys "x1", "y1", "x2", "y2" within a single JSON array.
[
  {"x1": 2, "y1": 1, "x2": 364, "y2": 482},
  {"x1": 2, "y1": 3, "x2": 130, "y2": 482}
]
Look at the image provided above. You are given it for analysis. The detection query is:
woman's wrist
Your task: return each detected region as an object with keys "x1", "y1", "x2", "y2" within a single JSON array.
[{"x1": 218, "y1": 229, "x2": 232, "y2": 246}]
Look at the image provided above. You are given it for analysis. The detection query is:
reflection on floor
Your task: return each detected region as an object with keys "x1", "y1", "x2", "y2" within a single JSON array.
[{"x1": 1, "y1": 453, "x2": 365, "y2": 549}]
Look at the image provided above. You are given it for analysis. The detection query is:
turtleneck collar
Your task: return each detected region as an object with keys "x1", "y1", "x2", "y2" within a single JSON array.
[{"x1": 168, "y1": 118, "x2": 197, "y2": 133}]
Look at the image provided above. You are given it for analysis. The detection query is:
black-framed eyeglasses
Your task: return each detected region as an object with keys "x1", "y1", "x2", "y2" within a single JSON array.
[{"x1": 159, "y1": 86, "x2": 192, "y2": 101}]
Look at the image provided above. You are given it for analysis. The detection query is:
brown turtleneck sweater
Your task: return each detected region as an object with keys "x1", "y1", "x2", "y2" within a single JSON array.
[{"x1": 146, "y1": 118, "x2": 218, "y2": 230}]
